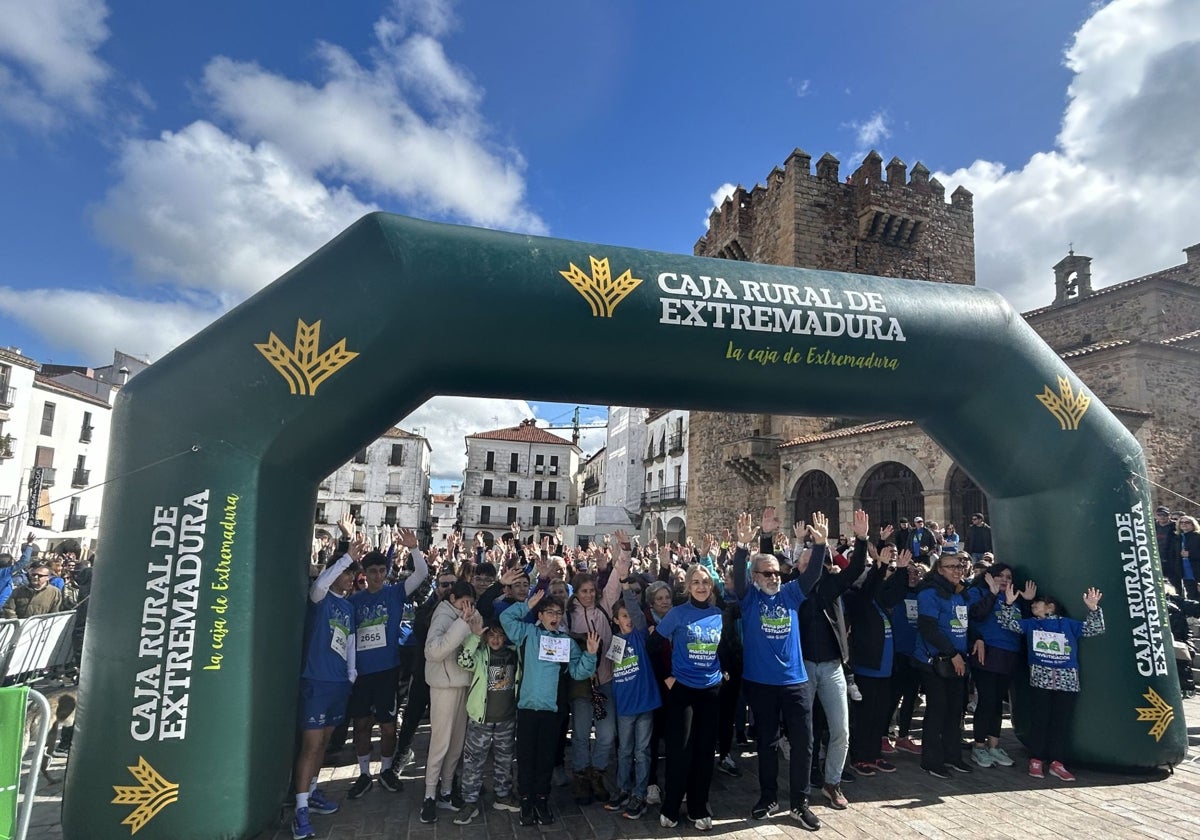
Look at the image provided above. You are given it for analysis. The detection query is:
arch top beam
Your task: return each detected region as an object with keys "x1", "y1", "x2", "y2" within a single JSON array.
[{"x1": 66, "y1": 213, "x2": 1184, "y2": 840}]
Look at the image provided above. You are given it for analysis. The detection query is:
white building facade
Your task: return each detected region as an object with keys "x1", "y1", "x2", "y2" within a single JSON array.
[
  {"x1": 461, "y1": 420, "x2": 580, "y2": 543},
  {"x1": 641, "y1": 409, "x2": 689, "y2": 543},
  {"x1": 581, "y1": 447, "x2": 606, "y2": 507},
  {"x1": 316, "y1": 427, "x2": 432, "y2": 544},
  {"x1": 430, "y1": 490, "x2": 460, "y2": 547}
]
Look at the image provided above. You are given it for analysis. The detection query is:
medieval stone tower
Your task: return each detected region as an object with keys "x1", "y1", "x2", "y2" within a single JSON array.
[{"x1": 687, "y1": 148, "x2": 976, "y2": 536}]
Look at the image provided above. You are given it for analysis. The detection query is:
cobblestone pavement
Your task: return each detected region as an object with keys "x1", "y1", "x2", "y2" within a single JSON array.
[{"x1": 26, "y1": 691, "x2": 1200, "y2": 839}]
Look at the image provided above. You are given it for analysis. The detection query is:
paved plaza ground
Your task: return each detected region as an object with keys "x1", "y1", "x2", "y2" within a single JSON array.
[{"x1": 24, "y1": 688, "x2": 1200, "y2": 839}]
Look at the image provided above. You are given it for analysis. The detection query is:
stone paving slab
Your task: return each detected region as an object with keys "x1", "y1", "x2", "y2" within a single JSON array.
[{"x1": 24, "y1": 692, "x2": 1200, "y2": 839}]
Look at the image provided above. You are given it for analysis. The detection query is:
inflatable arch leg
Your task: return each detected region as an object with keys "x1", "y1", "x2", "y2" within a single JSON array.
[{"x1": 64, "y1": 213, "x2": 1185, "y2": 839}]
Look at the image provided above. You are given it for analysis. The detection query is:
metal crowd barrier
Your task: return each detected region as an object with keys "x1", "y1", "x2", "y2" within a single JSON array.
[{"x1": 1, "y1": 612, "x2": 77, "y2": 683}]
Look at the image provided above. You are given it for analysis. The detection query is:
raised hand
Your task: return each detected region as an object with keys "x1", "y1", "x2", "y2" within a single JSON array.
[
  {"x1": 879, "y1": 524, "x2": 894, "y2": 542},
  {"x1": 761, "y1": 506, "x2": 782, "y2": 533},
  {"x1": 397, "y1": 527, "x2": 419, "y2": 549},
  {"x1": 1021, "y1": 580, "x2": 1037, "y2": 601},
  {"x1": 852, "y1": 509, "x2": 869, "y2": 540},
  {"x1": 467, "y1": 609, "x2": 484, "y2": 635},
  {"x1": 810, "y1": 511, "x2": 829, "y2": 544},
  {"x1": 348, "y1": 532, "x2": 369, "y2": 561},
  {"x1": 984, "y1": 572, "x2": 1002, "y2": 595},
  {"x1": 736, "y1": 512, "x2": 759, "y2": 546},
  {"x1": 793, "y1": 520, "x2": 807, "y2": 541},
  {"x1": 338, "y1": 512, "x2": 356, "y2": 538},
  {"x1": 586, "y1": 631, "x2": 601, "y2": 655},
  {"x1": 460, "y1": 601, "x2": 476, "y2": 624},
  {"x1": 1003, "y1": 581, "x2": 1019, "y2": 605},
  {"x1": 1083, "y1": 587, "x2": 1103, "y2": 611},
  {"x1": 895, "y1": 548, "x2": 912, "y2": 568},
  {"x1": 527, "y1": 589, "x2": 544, "y2": 610}
]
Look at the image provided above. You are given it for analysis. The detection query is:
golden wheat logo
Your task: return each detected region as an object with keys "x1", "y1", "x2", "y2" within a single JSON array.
[
  {"x1": 1036, "y1": 375, "x2": 1091, "y2": 430},
  {"x1": 559, "y1": 256, "x2": 642, "y2": 318},
  {"x1": 112, "y1": 756, "x2": 179, "y2": 834},
  {"x1": 255, "y1": 319, "x2": 359, "y2": 396},
  {"x1": 1135, "y1": 686, "x2": 1174, "y2": 742}
]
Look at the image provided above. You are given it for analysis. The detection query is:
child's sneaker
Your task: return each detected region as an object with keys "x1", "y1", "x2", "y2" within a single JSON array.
[
  {"x1": 291, "y1": 807, "x2": 314, "y2": 840},
  {"x1": 988, "y1": 746, "x2": 1014, "y2": 767},
  {"x1": 453, "y1": 803, "x2": 482, "y2": 825},
  {"x1": 971, "y1": 745, "x2": 995, "y2": 768},
  {"x1": 603, "y1": 790, "x2": 629, "y2": 811},
  {"x1": 622, "y1": 796, "x2": 646, "y2": 820},
  {"x1": 1048, "y1": 761, "x2": 1076, "y2": 781},
  {"x1": 645, "y1": 783, "x2": 661, "y2": 805},
  {"x1": 493, "y1": 791, "x2": 521, "y2": 812},
  {"x1": 307, "y1": 789, "x2": 339, "y2": 815},
  {"x1": 1028, "y1": 758, "x2": 1045, "y2": 779}
]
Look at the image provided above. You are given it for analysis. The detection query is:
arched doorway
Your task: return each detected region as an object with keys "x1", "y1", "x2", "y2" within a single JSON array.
[
  {"x1": 860, "y1": 461, "x2": 924, "y2": 531},
  {"x1": 793, "y1": 470, "x2": 840, "y2": 541},
  {"x1": 947, "y1": 465, "x2": 989, "y2": 537},
  {"x1": 665, "y1": 516, "x2": 686, "y2": 544}
]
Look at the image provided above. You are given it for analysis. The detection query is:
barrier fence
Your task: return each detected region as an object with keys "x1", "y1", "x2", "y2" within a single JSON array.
[{"x1": 0, "y1": 613, "x2": 77, "y2": 683}]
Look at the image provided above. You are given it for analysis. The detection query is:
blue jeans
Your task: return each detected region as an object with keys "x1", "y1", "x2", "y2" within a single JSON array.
[
  {"x1": 616, "y1": 711, "x2": 654, "y2": 798},
  {"x1": 804, "y1": 659, "x2": 849, "y2": 785},
  {"x1": 571, "y1": 680, "x2": 616, "y2": 771}
]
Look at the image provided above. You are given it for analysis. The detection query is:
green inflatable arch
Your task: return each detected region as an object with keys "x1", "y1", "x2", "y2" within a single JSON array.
[{"x1": 65, "y1": 213, "x2": 1184, "y2": 839}]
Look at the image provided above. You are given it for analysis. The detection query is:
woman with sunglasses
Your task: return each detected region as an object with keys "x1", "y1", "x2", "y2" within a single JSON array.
[{"x1": 913, "y1": 553, "x2": 1000, "y2": 778}]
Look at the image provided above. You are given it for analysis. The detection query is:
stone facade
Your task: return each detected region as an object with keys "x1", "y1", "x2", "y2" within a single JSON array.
[{"x1": 687, "y1": 145, "x2": 1200, "y2": 539}]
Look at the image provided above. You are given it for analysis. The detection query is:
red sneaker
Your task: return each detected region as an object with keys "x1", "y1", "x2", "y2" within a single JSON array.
[
  {"x1": 894, "y1": 737, "x2": 922, "y2": 755},
  {"x1": 1028, "y1": 758, "x2": 1045, "y2": 779},
  {"x1": 1048, "y1": 761, "x2": 1075, "y2": 782},
  {"x1": 880, "y1": 736, "x2": 897, "y2": 755}
]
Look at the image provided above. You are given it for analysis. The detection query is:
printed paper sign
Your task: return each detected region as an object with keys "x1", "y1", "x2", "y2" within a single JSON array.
[
  {"x1": 539, "y1": 636, "x2": 570, "y2": 663},
  {"x1": 606, "y1": 635, "x2": 627, "y2": 663}
]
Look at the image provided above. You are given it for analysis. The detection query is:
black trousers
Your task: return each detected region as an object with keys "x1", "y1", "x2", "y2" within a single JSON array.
[
  {"x1": 971, "y1": 668, "x2": 1011, "y2": 742},
  {"x1": 919, "y1": 668, "x2": 965, "y2": 771},
  {"x1": 395, "y1": 656, "x2": 429, "y2": 753},
  {"x1": 517, "y1": 708, "x2": 564, "y2": 797},
  {"x1": 744, "y1": 678, "x2": 814, "y2": 808},
  {"x1": 889, "y1": 655, "x2": 921, "y2": 738},
  {"x1": 849, "y1": 674, "x2": 891, "y2": 763},
  {"x1": 1025, "y1": 687, "x2": 1077, "y2": 764},
  {"x1": 717, "y1": 669, "x2": 744, "y2": 758},
  {"x1": 662, "y1": 682, "x2": 721, "y2": 822}
]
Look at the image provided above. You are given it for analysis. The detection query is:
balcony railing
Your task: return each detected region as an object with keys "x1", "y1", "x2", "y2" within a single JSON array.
[
  {"x1": 640, "y1": 482, "x2": 687, "y2": 509},
  {"x1": 38, "y1": 467, "x2": 57, "y2": 488},
  {"x1": 65, "y1": 514, "x2": 88, "y2": 531},
  {"x1": 0, "y1": 436, "x2": 13, "y2": 460},
  {"x1": 0, "y1": 386, "x2": 13, "y2": 409},
  {"x1": 668, "y1": 433, "x2": 684, "y2": 455},
  {"x1": 72, "y1": 468, "x2": 90, "y2": 487},
  {"x1": 583, "y1": 476, "x2": 599, "y2": 492},
  {"x1": 80, "y1": 425, "x2": 94, "y2": 443}
]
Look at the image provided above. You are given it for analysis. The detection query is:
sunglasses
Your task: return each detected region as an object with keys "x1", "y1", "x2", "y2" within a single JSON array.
[
  {"x1": 31, "y1": 574, "x2": 51, "y2": 580},
  {"x1": 755, "y1": 570, "x2": 781, "y2": 579}
]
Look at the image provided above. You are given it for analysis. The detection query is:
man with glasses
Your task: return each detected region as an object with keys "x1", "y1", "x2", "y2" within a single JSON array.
[
  {"x1": 965, "y1": 513, "x2": 993, "y2": 564},
  {"x1": 2, "y1": 561, "x2": 64, "y2": 618}
]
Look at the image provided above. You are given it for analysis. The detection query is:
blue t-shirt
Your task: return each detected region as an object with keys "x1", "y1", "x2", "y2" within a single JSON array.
[
  {"x1": 656, "y1": 602, "x2": 723, "y2": 689},
  {"x1": 301, "y1": 593, "x2": 354, "y2": 683},
  {"x1": 974, "y1": 593, "x2": 1022, "y2": 652},
  {"x1": 349, "y1": 584, "x2": 409, "y2": 674},
  {"x1": 1016, "y1": 615, "x2": 1086, "y2": 671},
  {"x1": 891, "y1": 594, "x2": 919, "y2": 658},
  {"x1": 739, "y1": 581, "x2": 808, "y2": 685},
  {"x1": 854, "y1": 602, "x2": 893, "y2": 678},
  {"x1": 611, "y1": 629, "x2": 662, "y2": 716}
]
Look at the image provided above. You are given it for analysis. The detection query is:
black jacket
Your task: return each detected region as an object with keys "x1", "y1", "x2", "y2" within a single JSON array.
[{"x1": 845, "y1": 562, "x2": 909, "y2": 672}]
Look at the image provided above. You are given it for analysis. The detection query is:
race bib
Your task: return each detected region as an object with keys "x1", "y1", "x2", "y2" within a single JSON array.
[
  {"x1": 1032, "y1": 629, "x2": 1070, "y2": 660},
  {"x1": 606, "y1": 635, "x2": 627, "y2": 663},
  {"x1": 356, "y1": 622, "x2": 386, "y2": 651},
  {"x1": 539, "y1": 636, "x2": 571, "y2": 663},
  {"x1": 904, "y1": 599, "x2": 919, "y2": 623},
  {"x1": 330, "y1": 624, "x2": 348, "y2": 659}
]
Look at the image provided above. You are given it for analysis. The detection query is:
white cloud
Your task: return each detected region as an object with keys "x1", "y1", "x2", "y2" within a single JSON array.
[
  {"x1": 936, "y1": 0, "x2": 1200, "y2": 313},
  {"x1": 0, "y1": 0, "x2": 111, "y2": 128},
  {"x1": 92, "y1": 120, "x2": 376, "y2": 304},
  {"x1": 790, "y1": 78, "x2": 811, "y2": 98},
  {"x1": 704, "y1": 182, "x2": 737, "y2": 228},
  {"x1": 848, "y1": 110, "x2": 890, "y2": 161},
  {"x1": 398, "y1": 396, "x2": 535, "y2": 481}
]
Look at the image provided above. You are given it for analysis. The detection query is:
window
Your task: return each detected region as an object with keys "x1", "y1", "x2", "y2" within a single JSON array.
[
  {"x1": 349, "y1": 504, "x2": 363, "y2": 524},
  {"x1": 351, "y1": 470, "x2": 367, "y2": 492},
  {"x1": 532, "y1": 506, "x2": 541, "y2": 526},
  {"x1": 385, "y1": 505, "x2": 398, "y2": 526},
  {"x1": 40, "y1": 402, "x2": 56, "y2": 436},
  {"x1": 550, "y1": 455, "x2": 559, "y2": 475},
  {"x1": 73, "y1": 454, "x2": 89, "y2": 487},
  {"x1": 485, "y1": 450, "x2": 495, "y2": 471},
  {"x1": 546, "y1": 508, "x2": 556, "y2": 527},
  {"x1": 386, "y1": 475, "x2": 403, "y2": 493},
  {"x1": 534, "y1": 481, "x2": 543, "y2": 500},
  {"x1": 509, "y1": 452, "x2": 519, "y2": 472},
  {"x1": 645, "y1": 474, "x2": 652, "y2": 489},
  {"x1": 535, "y1": 454, "x2": 545, "y2": 473},
  {"x1": 507, "y1": 507, "x2": 518, "y2": 525},
  {"x1": 80, "y1": 411, "x2": 94, "y2": 443},
  {"x1": 390, "y1": 444, "x2": 405, "y2": 466},
  {"x1": 314, "y1": 503, "x2": 326, "y2": 523},
  {"x1": 482, "y1": 478, "x2": 493, "y2": 496},
  {"x1": 353, "y1": 448, "x2": 368, "y2": 464},
  {"x1": 674, "y1": 465, "x2": 682, "y2": 486},
  {"x1": 480, "y1": 505, "x2": 491, "y2": 525},
  {"x1": 507, "y1": 480, "x2": 517, "y2": 498},
  {"x1": 548, "y1": 481, "x2": 558, "y2": 501}
]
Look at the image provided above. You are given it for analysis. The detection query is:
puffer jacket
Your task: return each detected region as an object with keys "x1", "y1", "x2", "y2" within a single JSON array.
[
  {"x1": 424, "y1": 598, "x2": 473, "y2": 688},
  {"x1": 567, "y1": 569, "x2": 621, "y2": 684}
]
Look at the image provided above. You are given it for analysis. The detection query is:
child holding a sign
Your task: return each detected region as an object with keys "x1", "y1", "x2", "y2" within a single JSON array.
[
  {"x1": 500, "y1": 589, "x2": 599, "y2": 826},
  {"x1": 997, "y1": 582, "x2": 1105, "y2": 781}
]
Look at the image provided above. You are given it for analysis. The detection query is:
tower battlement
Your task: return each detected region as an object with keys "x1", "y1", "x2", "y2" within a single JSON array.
[{"x1": 697, "y1": 147, "x2": 975, "y2": 286}]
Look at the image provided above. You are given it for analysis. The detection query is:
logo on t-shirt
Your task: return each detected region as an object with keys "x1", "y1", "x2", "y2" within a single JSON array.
[{"x1": 758, "y1": 603, "x2": 792, "y2": 638}]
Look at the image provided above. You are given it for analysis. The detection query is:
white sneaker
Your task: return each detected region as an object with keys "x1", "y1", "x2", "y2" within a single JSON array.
[
  {"x1": 970, "y1": 745, "x2": 995, "y2": 768},
  {"x1": 988, "y1": 746, "x2": 1014, "y2": 767},
  {"x1": 847, "y1": 682, "x2": 863, "y2": 702},
  {"x1": 659, "y1": 814, "x2": 678, "y2": 828},
  {"x1": 394, "y1": 747, "x2": 415, "y2": 773},
  {"x1": 645, "y1": 784, "x2": 661, "y2": 805},
  {"x1": 694, "y1": 816, "x2": 713, "y2": 830}
]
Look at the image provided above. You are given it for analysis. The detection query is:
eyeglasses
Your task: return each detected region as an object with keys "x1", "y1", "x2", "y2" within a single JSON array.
[
  {"x1": 755, "y1": 570, "x2": 781, "y2": 579},
  {"x1": 541, "y1": 609, "x2": 563, "y2": 617}
]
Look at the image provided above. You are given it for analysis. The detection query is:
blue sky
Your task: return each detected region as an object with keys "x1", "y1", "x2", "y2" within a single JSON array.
[{"x1": 2, "y1": 0, "x2": 1198, "y2": 479}]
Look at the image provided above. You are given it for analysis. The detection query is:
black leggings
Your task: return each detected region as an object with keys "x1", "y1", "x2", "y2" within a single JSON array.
[
  {"x1": 662, "y1": 682, "x2": 721, "y2": 822},
  {"x1": 972, "y1": 668, "x2": 1011, "y2": 742},
  {"x1": 919, "y1": 669, "x2": 965, "y2": 771},
  {"x1": 1025, "y1": 687, "x2": 1077, "y2": 764},
  {"x1": 850, "y1": 675, "x2": 891, "y2": 763},
  {"x1": 717, "y1": 669, "x2": 744, "y2": 758},
  {"x1": 889, "y1": 655, "x2": 921, "y2": 738}
]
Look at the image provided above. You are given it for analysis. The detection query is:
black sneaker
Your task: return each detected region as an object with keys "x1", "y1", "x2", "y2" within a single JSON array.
[
  {"x1": 533, "y1": 795, "x2": 555, "y2": 825},
  {"x1": 947, "y1": 759, "x2": 973, "y2": 774},
  {"x1": 519, "y1": 797, "x2": 538, "y2": 826},
  {"x1": 751, "y1": 797, "x2": 778, "y2": 820},
  {"x1": 347, "y1": 773, "x2": 372, "y2": 800},
  {"x1": 437, "y1": 789, "x2": 463, "y2": 810},
  {"x1": 717, "y1": 755, "x2": 742, "y2": 777},
  {"x1": 790, "y1": 802, "x2": 821, "y2": 831},
  {"x1": 924, "y1": 766, "x2": 951, "y2": 779},
  {"x1": 378, "y1": 767, "x2": 402, "y2": 792},
  {"x1": 453, "y1": 803, "x2": 481, "y2": 825},
  {"x1": 419, "y1": 797, "x2": 438, "y2": 823}
]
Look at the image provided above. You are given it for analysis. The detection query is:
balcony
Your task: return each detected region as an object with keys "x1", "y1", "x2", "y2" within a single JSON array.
[
  {"x1": 723, "y1": 436, "x2": 779, "y2": 485},
  {"x1": 80, "y1": 425, "x2": 94, "y2": 444},
  {"x1": 583, "y1": 476, "x2": 599, "y2": 493},
  {"x1": 72, "y1": 468, "x2": 90, "y2": 487},
  {"x1": 38, "y1": 467, "x2": 57, "y2": 488},
  {"x1": 0, "y1": 435, "x2": 13, "y2": 460},
  {"x1": 668, "y1": 433, "x2": 685, "y2": 456},
  {"x1": 318, "y1": 481, "x2": 332, "y2": 491},
  {"x1": 0, "y1": 386, "x2": 13, "y2": 409},
  {"x1": 65, "y1": 514, "x2": 88, "y2": 531},
  {"x1": 640, "y1": 482, "x2": 687, "y2": 509}
]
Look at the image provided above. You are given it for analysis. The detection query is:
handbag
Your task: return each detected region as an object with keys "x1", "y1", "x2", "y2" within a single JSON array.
[
  {"x1": 590, "y1": 677, "x2": 608, "y2": 721},
  {"x1": 932, "y1": 653, "x2": 961, "y2": 679}
]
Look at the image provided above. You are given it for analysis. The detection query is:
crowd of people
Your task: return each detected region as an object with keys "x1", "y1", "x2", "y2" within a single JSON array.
[{"x1": 288, "y1": 505, "x2": 1124, "y2": 840}]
